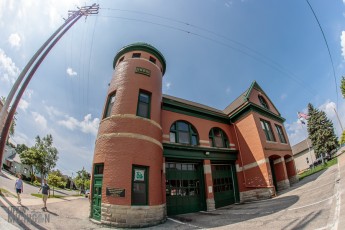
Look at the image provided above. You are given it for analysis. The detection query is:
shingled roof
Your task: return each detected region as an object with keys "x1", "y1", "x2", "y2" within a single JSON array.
[
  {"x1": 163, "y1": 94, "x2": 225, "y2": 115},
  {"x1": 291, "y1": 139, "x2": 313, "y2": 155}
]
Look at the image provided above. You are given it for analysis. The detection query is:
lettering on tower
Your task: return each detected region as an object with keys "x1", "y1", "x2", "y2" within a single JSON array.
[{"x1": 135, "y1": 67, "x2": 151, "y2": 76}]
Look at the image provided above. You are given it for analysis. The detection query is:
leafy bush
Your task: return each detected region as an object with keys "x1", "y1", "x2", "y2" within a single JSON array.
[{"x1": 33, "y1": 180, "x2": 41, "y2": 187}]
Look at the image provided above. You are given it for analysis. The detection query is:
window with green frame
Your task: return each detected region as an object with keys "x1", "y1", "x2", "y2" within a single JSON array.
[
  {"x1": 169, "y1": 121, "x2": 198, "y2": 146},
  {"x1": 136, "y1": 91, "x2": 151, "y2": 118},
  {"x1": 103, "y1": 92, "x2": 116, "y2": 119},
  {"x1": 258, "y1": 95, "x2": 269, "y2": 110},
  {"x1": 275, "y1": 124, "x2": 287, "y2": 143},
  {"x1": 260, "y1": 119, "x2": 276, "y2": 142},
  {"x1": 209, "y1": 128, "x2": 229, "y2": 148}
]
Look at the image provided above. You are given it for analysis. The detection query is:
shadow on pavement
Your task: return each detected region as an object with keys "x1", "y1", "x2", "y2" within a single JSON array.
[
  {"x1": 170, "y1": 195, "x2": 299, "y2": 228},
  {"x1": 281, "y1": 210, "x2": 322, "y2": 230},
  {"x1": 0, "y1": 195, "x2": 48, "y2": 230}
]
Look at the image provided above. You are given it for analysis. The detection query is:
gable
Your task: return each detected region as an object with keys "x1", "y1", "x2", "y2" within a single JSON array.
[{"x1": 246, "y1": 82, "x2": 280, "y2": 116}]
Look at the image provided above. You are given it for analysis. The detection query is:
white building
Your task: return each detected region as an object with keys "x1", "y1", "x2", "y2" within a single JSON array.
[{"x1": 291, "y1": 139, "x2": 316, "y2": 173}]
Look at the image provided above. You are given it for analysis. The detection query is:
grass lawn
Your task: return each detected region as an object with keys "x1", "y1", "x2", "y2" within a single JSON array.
[
  {"x1": 298, "y1": 157, "x2": 338, "y2": 181},
  {"x1": 31, "y1": 193, "x2": 64, "y2": 199}
]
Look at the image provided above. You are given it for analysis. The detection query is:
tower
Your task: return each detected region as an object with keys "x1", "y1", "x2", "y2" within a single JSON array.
[{"x1": 91, "y1": 43, "x2": 166, "y2": 227}]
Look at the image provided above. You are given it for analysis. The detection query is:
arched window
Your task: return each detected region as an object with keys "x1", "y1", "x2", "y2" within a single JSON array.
[
  {"x1": 258, "y1": 95, "x2": 269, "y2": 110},
  {"x1": 209, "y1": 128, "x2": 229, "y2": 148},
  {"x1": 169, "y1": 121, "x2": 198, "y2": 146}
]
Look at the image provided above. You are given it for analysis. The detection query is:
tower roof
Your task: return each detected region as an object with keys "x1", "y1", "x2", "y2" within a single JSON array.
[{"x1": 113, "y1": 42, "x2": 166, "y2": 75}]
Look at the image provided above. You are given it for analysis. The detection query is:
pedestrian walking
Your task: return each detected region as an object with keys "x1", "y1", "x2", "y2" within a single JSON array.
[
  {"x1": 14, "y1": 174, "x2": 23, "y2": 204},
  {"x1": 38, "y1": 179, "x2": 50, "y2": 211}
]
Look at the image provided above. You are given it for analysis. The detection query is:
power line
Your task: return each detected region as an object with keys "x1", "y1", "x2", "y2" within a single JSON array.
[
  {"x1": 306, "y1": 0, "x2": 339, "y2": 110},
  {"x1": 97, "y1": 14, "x2": 317, "y2": 97}
]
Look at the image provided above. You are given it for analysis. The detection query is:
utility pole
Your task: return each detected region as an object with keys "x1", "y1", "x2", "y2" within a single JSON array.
[
  {"x1": 333, "y1": 107, "x2": 344, "y2": 133},
  {"x1": 0, "y1": 4, "x2": 99, "y2": 171}
]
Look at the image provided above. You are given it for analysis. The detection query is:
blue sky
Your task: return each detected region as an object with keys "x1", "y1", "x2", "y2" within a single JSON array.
[{"x1": 1, "y1": 0, "x2": 345, "y2": 176}]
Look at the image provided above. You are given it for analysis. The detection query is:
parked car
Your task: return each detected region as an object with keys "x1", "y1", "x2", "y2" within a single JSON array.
[{"x1": 85, "y1": 189, "x2": 90, "y2": 198}]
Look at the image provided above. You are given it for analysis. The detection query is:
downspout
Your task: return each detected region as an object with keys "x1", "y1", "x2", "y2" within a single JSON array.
[{"x1": 231, "y1": 120, "x2": 247, "y2": 186}]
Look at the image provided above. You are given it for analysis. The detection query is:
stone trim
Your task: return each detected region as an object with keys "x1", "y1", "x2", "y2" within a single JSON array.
[
  {"x1": 203, "y1": 164, "x2": 211, "y2": 174},
  {"x1": 100, "y1": 203, "x2": 166, "y2": 228},
  {"x1": 206, "y1": 198, "x2": 216, "y2": 211},
  {"x1": 273, "y1": 157, "x2": 284, "y2": 164},
  {"x1": 200, "y1": 140, "x2": 210, "y2": 144},
  {"x1": 240, "y1": 187, "x2": 275, "y2": 202},
  {"x1": 97, "y1": 133, "x2": 163, "y2": 149},
  {"x1": 289, "y1": 175, "x2": 299, "y2": 184},
  {"x1": 285, "y1": 157, "x2": 293, "y2": 163},
  {"x1": 277, "y1": 179, "x2": 290, "y2": 191},
  {"x1": 162, "y1": 134, "x2": 170, "y2": 140},
  {"x1": 163, "y1": 162, "x2": 166, "y2": 174},
  {"x1": 101, "y1": 114, "x2": 162, "y2": 130},
  {"x1": 236, "y1": 158, "x2": 269, "y2": 172}
]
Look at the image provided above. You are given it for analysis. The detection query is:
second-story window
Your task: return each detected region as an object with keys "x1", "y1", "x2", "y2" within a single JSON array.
[
  {"x1": 137, "y1": 91, "x2": 151, "y2": 118},
  {"x1": 260, "y1": 119, "x2": 276, "y2": 142},
  {"x1": 258, "y1": 95, "x2": 269, "y2": 110},
  {"x1": 275, "y1": 124, "x2": 287, "y2": 143},
  {"x1": 104, "y1": 92, "x2": 116, "y2": 119},
  {"x1": 170, "y1": 121, "x2": 198, "y2": 146},
  {"x1": 209, "y1": 128, "x2": 229, "y2": 148},
  {"x1": 132, "y1": 53, "x2": 141, "y2": 58},
  {"x1": 149, "y1": 56, "x2": 156, "y2": 64}
]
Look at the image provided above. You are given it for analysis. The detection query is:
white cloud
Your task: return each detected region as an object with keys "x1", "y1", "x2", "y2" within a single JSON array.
[
  {"x1": 280, "y1": 93, "x2": 287, "y2": 100},
  {"x1": 58, "y1": 116, "x2": 79, "y2": 130},
  {"x1": 25, "y1": 89, "x2": 34, "y2": 99},
  {"x1": 285, "y1": 119, "x2": 309, "y2": 146},
  {"x1": 66, "y1": 67, "x2": 77, "y2": 77},
  {"x1": 31, "y1": 112, "x2": 47, "y2": 129},
  {"x1": 18, "y1": 98, "x2": 29, "y2": 111},
  {"x1": 341, "y1": 31, "x2": 345, "y2": 61},
  {"x1": 58, "y1": 114, "x2": 99, "y2": 136},
  {"x1": 8, "y1": 33, "x2": 21, "y2": 48},
  {"x1": 166, "y1": 82, "x2": 171, "y2": 90},
  {"x1": 0, "y1": 49, "x2": 20, "y2": 84},
  {"x1": 45, "y1": 105, "x2": 65, "y2": 119},
  {"x1": 226, "y1": 86, "x2": 231, "y2": 95}
]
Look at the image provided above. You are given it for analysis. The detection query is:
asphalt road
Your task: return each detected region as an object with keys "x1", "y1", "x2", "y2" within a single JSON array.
[{"x1": 0, "y1": 154, "x2": 343, "y2": 230}]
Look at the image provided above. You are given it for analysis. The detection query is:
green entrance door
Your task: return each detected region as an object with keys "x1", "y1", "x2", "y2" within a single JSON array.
[
  {"x1": 165, "y1": 162, "x2": 206, "y2": 215},
  {"x1": 91, "y1": 164, "x2": 104, "y2": 221},
  {"x1": 211, "y1": 163, "x2": 236, "y2": 208}
]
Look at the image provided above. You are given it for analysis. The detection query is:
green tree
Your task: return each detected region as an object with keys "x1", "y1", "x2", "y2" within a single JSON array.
[
  {"x1": 47, "y1": 171, "x2": 66, "y2": 196},
  {"x1": 19, "y1": 147, "x2": 38, "y2": 182},
  {"x1": 307, "y1": 103, "x2": 338, "y2": 158},
  {"x1": 1, "y1": 96, "x2": 16, "y2": 144},
  {"x1": 34, "y1": 134, "x2": 59, "y2": 179},
  {"x1": 74, "y1": 167, "x2": 90, "y2": 192},
  {"x1": 340, "y1": 130, "x2": 345, "y2": 145},
  {"x1": 341, "y1": 76, "x2": 345, "y2": 98},
  {"x1": 16, "y1": 143, "x2": 29, "y2": 155}
]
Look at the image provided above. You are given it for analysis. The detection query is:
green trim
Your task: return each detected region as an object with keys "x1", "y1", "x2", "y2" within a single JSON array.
[
  {"x1": 230, "y1": 102, "x2": 286, "y2": 123},
  {"x1": 162, "y1": 98, "x2": 229, "y2": 124},
  {"x1": 245, "y1": 81, "x2": 281, "y2": 116},
  {"x1": 113, "y1": 43, "x2": 166, "y2": 75},
  {"x1": 209, "y1": 128, "x2": 229, "y2": 148},
  {"x1": 163, "y1": 143, "x2": 238, "y2": 161},
  {"x1": 170, "y1": 121, "x2": 199, "y2": 145}
]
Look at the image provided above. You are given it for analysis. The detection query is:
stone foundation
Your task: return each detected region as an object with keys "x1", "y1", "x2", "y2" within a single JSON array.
[
  {"x1": 277, "y1": 179, "x2": 290, "y2": 191},
  {"x1": 289, "y1": 175, "x2": 299, "y2": 185},
  {"x1": 99, "y1": 203, "x2": 166, "y2": 228},
  {"x1": 240, "y1": 187, "x2": 275, "y2": 202},
  {"x1": 206, "y1": 198, "x2": 216, "y2": 211}
]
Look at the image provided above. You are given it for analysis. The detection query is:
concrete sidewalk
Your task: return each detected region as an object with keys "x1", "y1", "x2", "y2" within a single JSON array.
[{"x1": 0, "y1": 195, "x2": 83, "y2": 207}]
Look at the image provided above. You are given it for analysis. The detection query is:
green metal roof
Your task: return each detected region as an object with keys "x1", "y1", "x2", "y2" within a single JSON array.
[{"x1": 113, "y1": 42, "x2": 167, "y2": 75}]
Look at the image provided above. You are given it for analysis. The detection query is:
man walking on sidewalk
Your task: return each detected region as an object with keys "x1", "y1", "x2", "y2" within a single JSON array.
[
  {"x1": 38, "y1": 179, "x2": 50, "y2": 211},
  {"x1": 14, "y1": 174, "x2": 23, "y2": 204}
]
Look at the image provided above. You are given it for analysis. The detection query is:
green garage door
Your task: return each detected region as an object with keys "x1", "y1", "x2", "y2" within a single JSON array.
[
  {"x1": 166, "y1": 162, "x2": 206, "y2": 215},
  {"x1": 211, "y1": 163, "x2": 236, "y2": 208}
]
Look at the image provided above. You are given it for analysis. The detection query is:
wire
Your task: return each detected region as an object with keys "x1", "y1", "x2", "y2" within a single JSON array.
[
  {"x1": 306, "y1": 0, "x2": 339, "y2": 110},
  {"x1": 97, "y1": 14, "x2": 316, "y2": 97},
  {"x1": 100, "y1": 8, "x2": 319, "y2": 96}
]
